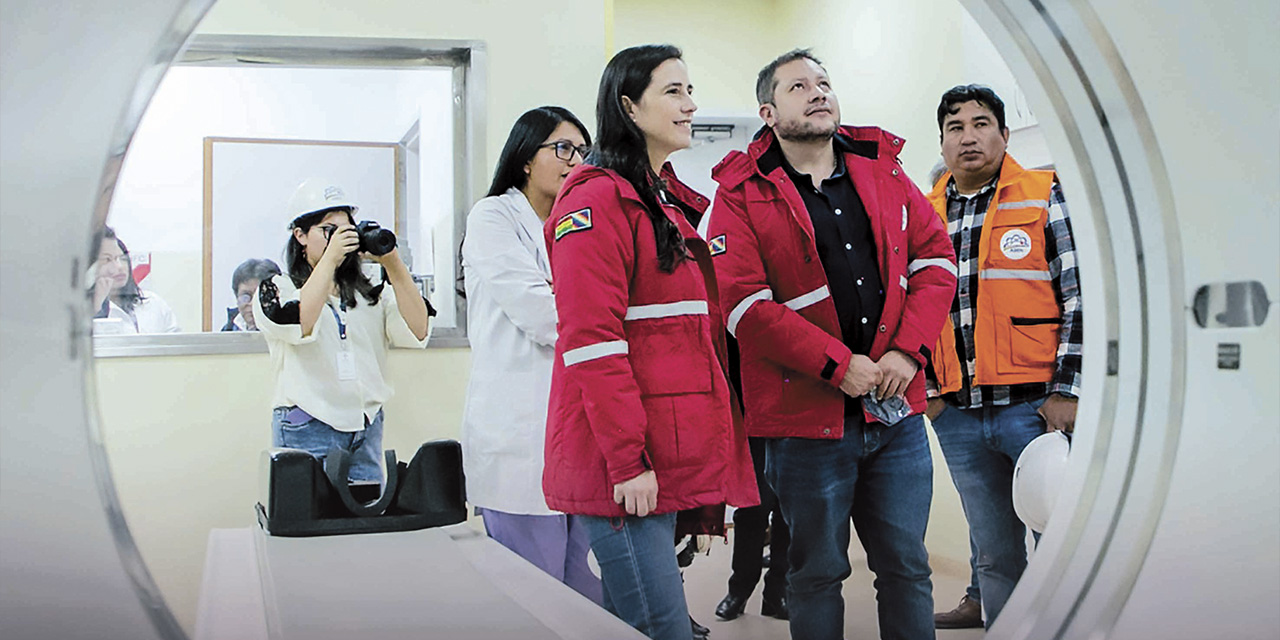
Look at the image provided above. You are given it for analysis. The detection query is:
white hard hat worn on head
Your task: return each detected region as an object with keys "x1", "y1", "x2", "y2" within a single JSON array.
[
  {"x1": 287, "y1": 177, "x2": 359, "y2": 225},
  {"x1": 1012, "y1": 430, "x2": 1072, "y2": 533}
]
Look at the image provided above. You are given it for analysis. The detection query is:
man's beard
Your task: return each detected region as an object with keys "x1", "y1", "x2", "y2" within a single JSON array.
[{"x1": 774, "y1": 116, "x2": 837, "y2": 143}]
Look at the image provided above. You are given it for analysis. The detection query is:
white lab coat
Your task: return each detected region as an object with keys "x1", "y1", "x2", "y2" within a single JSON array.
[
  {"x1": 460, "y1": 188, "x2": 559, "y2": 515},
  {"x1": 93, "y1": 290, "x2": 180, "y2": 334}
]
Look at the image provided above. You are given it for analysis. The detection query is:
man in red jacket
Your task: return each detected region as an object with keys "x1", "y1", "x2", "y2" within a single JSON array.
[{"x1": 708, "y1": 49, "x2": 957, "y2": 640}]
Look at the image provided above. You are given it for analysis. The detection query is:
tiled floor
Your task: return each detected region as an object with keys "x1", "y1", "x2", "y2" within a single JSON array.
[{"x1": 679, "y1": 528, "x2": 986, "y2": 640}]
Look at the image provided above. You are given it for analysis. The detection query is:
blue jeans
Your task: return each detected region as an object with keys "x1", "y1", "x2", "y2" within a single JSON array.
[
  {"x1": 930, "y1": 397, "x2": 1047, "y2": 627},
  {"x1": 766, "y1": 414, "x2": 935, "y2": 640},
  {"x1": 271, "y1": 406, "x2": 384, "y2": 483},
  {"x1": 580, "y1": 513, "x2": 691, "y2": 640}
]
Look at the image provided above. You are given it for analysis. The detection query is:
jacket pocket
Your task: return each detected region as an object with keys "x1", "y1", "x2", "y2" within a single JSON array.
[
  {"x1": 627, "y1": 314, "x2": 713, "y2": 396},
  {"x1": 1005, "y1": 316, "x2": 1061, "y2": 370},
  {"x1": 643, "y1": 394, "x2": 726, "y2": 472},
  {"x1": 987, "y1": 209, "x2": 1046, "y2": 269}
]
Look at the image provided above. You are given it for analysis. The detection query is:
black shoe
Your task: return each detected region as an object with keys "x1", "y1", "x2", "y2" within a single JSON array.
[
  {"x1": 761, "y1": 595, "x2": 789, "y2": 620},
  {"x1": 714, "y1": 592, "x2": 748, "y2": 621},
  {"x1": 691, "y1": 615, "x2": 710, "y2": 638}
]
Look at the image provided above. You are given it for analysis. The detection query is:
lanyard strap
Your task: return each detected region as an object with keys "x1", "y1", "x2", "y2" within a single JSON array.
[{"x1": 328, "y1": 302, "x2": 347, "y2": 340}]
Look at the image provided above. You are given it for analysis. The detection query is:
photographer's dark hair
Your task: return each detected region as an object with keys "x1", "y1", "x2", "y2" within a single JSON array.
[
  {"x1": 231, "y1": 258, "x2": 281, "y2": 293},
  {"x1": 593, "y1": 44, "x2": 687, "y2": 273},
  {"x1": 284, "y1": 208, "x2": 381, "y2": 308},
  {"x1": 756, "y1": 48, "x2": 824, "y2": 105},
  {"x1": 487, "y1": 106, "x2": 592, "y2": 198},
  {"x1": 101, "y1": 226, "x2": 143, "y2": 314},
  {"x1": 937, "y1": 84, "x2": 1007, "y2": 133}
]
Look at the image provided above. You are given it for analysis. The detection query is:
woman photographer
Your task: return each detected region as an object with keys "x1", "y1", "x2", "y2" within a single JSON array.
[
  {"x1": 460, "y1": 106, "x2": 602, "y2": 604},
  {"x1": 90, "y1": 226, "x2": 179, "y2": 334},
  {"x1": 542, "y1": 45, "x2": 757, "y2": 640},
  {"x1": 254, "y1": 179, "x2": 432, "y2": 485}
]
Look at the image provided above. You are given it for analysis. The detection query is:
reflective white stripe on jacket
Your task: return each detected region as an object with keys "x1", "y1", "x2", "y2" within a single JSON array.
[{"x1": 460, "y1": 188, "x2": 559, "y2": 515}]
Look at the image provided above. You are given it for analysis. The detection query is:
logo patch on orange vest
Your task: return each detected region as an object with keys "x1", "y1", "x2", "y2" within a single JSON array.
[{"x1": 1000, "y1": 229, "x2": 1032, "y2": 260}]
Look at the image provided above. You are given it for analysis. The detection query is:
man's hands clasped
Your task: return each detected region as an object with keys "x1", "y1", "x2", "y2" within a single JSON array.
[{"x1": 838, "y1": 350, "x2": 919, "y2": 401}]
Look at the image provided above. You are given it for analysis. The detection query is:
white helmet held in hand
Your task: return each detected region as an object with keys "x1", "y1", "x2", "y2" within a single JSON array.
[
  {"x1": 286, "y1": 178, "x2": 359, "y2": 225},
  {"x1": 1012, "y1": 431, "x2": 1071, "y2": 533}
]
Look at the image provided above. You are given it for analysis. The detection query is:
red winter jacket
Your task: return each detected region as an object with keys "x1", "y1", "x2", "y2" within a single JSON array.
[
  {"x1": 542, "y1": 164, "x2": 759, "y2": 518},
  {"x1": 708, "y1": 126, "x2": 957, "y2": 439}
]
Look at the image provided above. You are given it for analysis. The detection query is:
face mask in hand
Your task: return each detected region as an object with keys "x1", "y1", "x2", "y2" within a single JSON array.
[{"x1": 862, "y1": 393, "x2": 912, "y2": 425}]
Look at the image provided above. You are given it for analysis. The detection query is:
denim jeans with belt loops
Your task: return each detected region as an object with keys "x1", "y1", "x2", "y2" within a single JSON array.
[
  {"x1": 929, "y1": 395, "x2": 1048, "y2": 628},
  {"x1": 767, "y1": 412, "x2": 935, "y2": 640},
  {"x1": 271, "y1": 406, "x2": 384, "y2": 484}
]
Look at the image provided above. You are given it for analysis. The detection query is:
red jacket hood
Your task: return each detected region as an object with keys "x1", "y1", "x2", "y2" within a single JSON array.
[{"x1": 712, "y1": 124, "x2": 908, "y2": 190}]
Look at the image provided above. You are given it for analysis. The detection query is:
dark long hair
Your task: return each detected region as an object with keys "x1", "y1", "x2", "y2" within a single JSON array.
[
  {"x1": 101, "y1": 226, "x2": 144, "y2": 314},
  {"x1": 284, "y1": 208, "x2": 380, "y2": 308},
  {"x1": 487, "y1": 106, "x2": 592, "y2": 197},
  {"x1": 593, "y1": 44, "x2": 688, "y2": 273}
]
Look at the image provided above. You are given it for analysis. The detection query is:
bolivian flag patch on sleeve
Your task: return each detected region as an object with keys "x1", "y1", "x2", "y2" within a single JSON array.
[
  {"x1": 554, "y1": 208, "x2": 593, "y2": 241},
  {"x1": 709, "y1": 234, "x2": 727, "y2": 256}
]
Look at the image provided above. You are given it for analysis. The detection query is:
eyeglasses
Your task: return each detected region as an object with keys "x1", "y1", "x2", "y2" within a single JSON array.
[
  {"x1": 539, "y1": 141, "x2": 591, "y2": 162},
  {"x1": 97, "y1": 253, "x2": 129, "y2": 267},
  {"x1": 237, "y1": 293, "x2": 254, "y2": 305}
]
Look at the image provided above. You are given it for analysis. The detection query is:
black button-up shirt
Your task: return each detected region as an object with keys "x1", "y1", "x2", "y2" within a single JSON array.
[
  {"x1": 770, "y1": 137, "x2": 884, "y2": 414},
  {"x1": 774, "y1": 138, "x2": 884, "y2": 357}
]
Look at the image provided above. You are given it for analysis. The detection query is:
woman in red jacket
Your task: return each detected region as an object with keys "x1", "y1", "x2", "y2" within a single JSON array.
[{"x1": 542, "y1": 44, "x2": 757, "y2": 640}]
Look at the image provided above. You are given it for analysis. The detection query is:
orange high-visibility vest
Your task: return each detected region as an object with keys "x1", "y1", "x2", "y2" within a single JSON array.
[{"x1": 928, "y1": 154, "x2": 1059, "y2": 395}]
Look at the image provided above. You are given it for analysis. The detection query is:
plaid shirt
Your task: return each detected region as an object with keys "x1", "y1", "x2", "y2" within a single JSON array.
[{"x1": 931, "y1": 171, "x2": 1083, "y2": 408}]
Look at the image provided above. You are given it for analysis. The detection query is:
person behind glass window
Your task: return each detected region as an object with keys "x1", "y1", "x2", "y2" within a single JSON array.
[
  {"x1": 90, "y1": 225, "x2": 180, "y2": 334},
  {"x1": 222, "y1": 258, "x2": 281, "y2": 331},
  {"x1": 460, "y1": 106, "x2": 603, "y2": 605},
  {"x1": 542, "y1": 44, "x2": 758, "y2": 640},
  {"x1": 254, "y1": 180, "x2": 433, "y2": 485}
]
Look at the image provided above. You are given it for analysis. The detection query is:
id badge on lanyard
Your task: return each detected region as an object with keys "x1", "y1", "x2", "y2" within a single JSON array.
[{"x1": 331, "y1": 303, "x2": 357, "y2": 381}]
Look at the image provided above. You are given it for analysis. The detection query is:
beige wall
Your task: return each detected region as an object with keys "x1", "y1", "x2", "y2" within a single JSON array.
[
  {"x1": 614, "y1": 0, "x2": 785, "y2": 117},
  {"x1": 779, "y1": 0, "x2": 967, "y2": 184},
  {"x1": 196, "y1": 0, "x2": 609, "y2": 174},
  {"x1": 98, "y1": 1, "x2": 1003, "y2": 633},
  {"x1": 97, "y1": 348, "x2": 471, "y2": 633}
]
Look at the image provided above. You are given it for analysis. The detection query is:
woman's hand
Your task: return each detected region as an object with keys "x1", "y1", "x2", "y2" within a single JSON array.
[
  {"x1": 92, "y1": 270, "x2": 114, "y2": 311},
  {"x1": 613, "y1": 470, "x2": 658, "y2": 517},
  {"x1": 318, "y1": 225, "x2": 359, "y2": 271}
]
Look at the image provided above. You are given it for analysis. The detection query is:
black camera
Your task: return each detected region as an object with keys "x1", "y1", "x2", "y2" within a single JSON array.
[
  {"x1": 356, "y1": 220, "x2": 396, "y2": 256},
  {"x1": 324, "y1": 220, "x2": 397, "y2": 257}
]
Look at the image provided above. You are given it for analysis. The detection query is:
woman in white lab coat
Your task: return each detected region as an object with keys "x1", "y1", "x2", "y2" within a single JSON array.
[
  {"x1": 460, "y1": 106, "x2": 602, "y2": 604},
  {"x1": 90, "y1": 226, "x2": 180, "y2": 334}
]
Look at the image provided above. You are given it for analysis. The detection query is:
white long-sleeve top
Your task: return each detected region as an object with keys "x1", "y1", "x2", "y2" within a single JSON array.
[
  {"x1": 460, "y1": 188, "x2": 559, "y2": 515},
  {"x1": 93, "y1": 290, "x2": 180, "y2": 334},
  {"x1": 254, "y1": 273, "x2": 427, "y2": 433}
]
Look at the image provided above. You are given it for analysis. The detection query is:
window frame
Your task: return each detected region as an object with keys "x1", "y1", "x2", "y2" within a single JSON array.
[{"x1": 94, "y1": 34, "x2": 485, "y2": 357}]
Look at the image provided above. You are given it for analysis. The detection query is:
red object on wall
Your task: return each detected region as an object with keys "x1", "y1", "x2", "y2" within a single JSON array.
[{"x1": 132, "y1": 252, "x2": 151, "y2": 285}]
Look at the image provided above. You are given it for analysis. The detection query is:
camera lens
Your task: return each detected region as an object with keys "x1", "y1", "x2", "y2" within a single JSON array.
[{"x1": 356, "y1": 221, "x2": 396, "y2": 256}]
